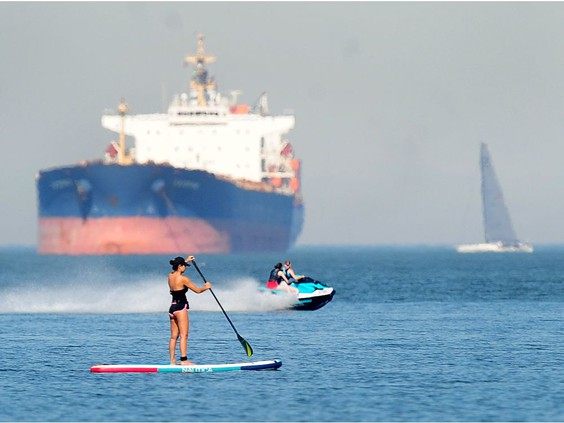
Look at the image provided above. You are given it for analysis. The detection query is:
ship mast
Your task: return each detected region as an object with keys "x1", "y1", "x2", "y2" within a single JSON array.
[
  {"x1": 184, "y1": 33, "x2": 216, "y2": 106},
  {"x1": 118, "y1": 99, "x2": 131, "y2": 165}
]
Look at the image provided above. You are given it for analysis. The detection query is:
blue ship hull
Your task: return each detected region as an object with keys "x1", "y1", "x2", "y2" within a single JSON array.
[{"x1": 37, "y1": 163, "x2": 304, "y2": 254}]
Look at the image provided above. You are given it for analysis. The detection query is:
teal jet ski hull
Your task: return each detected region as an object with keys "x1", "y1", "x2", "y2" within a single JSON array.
[{"x1": 261, "y1": 277, "x2": 335, "y2": 310}]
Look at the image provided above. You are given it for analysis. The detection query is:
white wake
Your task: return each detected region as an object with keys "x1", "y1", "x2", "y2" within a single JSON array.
[{"x1": 0, "y1": 277, "x2": 295, "y2": 314}]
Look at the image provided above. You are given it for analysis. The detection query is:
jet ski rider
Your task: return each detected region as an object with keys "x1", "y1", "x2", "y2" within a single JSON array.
[
  {"x1": 266, "y1": 262, "x2": 299, "y2": 294},
  {"x1": 283, "y1": 260, "x2": 305, "y2": 282}
]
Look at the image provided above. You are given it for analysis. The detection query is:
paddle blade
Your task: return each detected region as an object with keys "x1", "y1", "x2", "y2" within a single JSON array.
[{"x1": 238, "y1": 335, "x2": 253, "y2": 357}]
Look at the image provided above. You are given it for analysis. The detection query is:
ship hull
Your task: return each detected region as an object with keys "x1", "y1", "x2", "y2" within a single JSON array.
[{"x1": 37, "y1": 164, "x2": 303, "y2": 255}]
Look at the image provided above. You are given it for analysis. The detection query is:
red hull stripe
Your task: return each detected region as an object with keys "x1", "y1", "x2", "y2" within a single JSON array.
[
  {"x1": 38, "y1": 217, "x2": 291, "y2": 255},
  {"x1": 38, "y1": 217, "x2": 230, "y2": 255}
]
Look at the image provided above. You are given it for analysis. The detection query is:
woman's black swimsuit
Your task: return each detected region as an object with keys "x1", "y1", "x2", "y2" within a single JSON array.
[{"x1": 168, "y1": 286, "x2": 189, "y2": 317}]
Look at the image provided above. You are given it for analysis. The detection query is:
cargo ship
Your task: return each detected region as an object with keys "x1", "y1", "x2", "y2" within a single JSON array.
[{"x1": 36, "y1": 34, "x2": 304, "y2": 255}]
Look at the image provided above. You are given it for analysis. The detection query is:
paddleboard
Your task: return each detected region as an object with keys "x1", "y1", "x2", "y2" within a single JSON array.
[{"x1": 90, "y1": 359, "x2": 282, "y2": 373}]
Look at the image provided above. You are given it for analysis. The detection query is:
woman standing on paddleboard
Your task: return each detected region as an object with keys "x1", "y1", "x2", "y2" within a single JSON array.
[{"x1": 168, "y1": 255, "x2": 211, "y2": 365}]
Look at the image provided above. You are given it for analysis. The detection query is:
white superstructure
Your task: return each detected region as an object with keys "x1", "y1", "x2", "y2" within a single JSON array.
[{"x1": 101, "y1": 34, "x2": 300, "y2": 192}]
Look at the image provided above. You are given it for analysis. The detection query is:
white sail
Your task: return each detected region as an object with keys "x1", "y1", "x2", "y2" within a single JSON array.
[{"x1": 457, "y1": 143, "x2": 532, "y2": 253}]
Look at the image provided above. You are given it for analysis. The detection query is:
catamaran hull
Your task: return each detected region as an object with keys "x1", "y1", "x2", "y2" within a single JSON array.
[{"x1": 456, "y1": 242, "x2": 533, "y2": 253}]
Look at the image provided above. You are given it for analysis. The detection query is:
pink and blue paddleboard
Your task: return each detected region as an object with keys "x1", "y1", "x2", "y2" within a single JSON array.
[{"x1": 91, "y1": 359, "x2": 282, "y2": 373}]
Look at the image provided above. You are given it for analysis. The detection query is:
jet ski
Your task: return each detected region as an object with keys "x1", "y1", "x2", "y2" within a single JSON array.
[{"x1": 261, "y1": 276, "x2": 336, "y2": 311}]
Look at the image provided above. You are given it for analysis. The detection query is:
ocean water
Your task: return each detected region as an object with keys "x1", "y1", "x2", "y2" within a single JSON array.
[{"x1": 0, "y1": 246, "x2": 563, "y2": 422}]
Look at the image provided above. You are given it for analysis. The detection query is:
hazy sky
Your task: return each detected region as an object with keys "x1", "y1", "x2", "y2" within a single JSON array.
[{"x1": 3, "y1": 1, "x2": 564, "y2": 247}]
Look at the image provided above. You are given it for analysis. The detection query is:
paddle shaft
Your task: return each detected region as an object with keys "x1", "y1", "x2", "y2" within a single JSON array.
[
  {"x1": 191, "y1": 260, "x2": 253, "y2": 356},
  {"x1": 193, "y1": 263, "x2": 237, "y2": 333}
]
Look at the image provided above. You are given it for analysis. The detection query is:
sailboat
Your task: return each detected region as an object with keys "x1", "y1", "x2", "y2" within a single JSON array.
[{"x1": 456, "y1": 143, "x2": 533, "y2": 253}]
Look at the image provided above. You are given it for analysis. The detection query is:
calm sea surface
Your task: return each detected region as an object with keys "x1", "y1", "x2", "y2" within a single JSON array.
[{"x1": 0, "y1": 246, "x2": 563, "y2": 422}]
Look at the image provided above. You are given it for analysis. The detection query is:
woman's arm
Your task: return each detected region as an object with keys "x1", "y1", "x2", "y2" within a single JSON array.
[
  {"x1": 184, "y1": 277, "x2": 211, "y2": 294},
  {"x1": 278, "y1": 270, "x2": 290, "y2": 284},
  {"x1": 288, "y1": 268, "x2": 304, "y2": 281}
]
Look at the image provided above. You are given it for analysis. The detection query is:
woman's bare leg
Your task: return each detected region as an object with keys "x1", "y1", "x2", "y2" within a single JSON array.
[
  {"x1": 177, "y1": 311, "x2": 194, "y2": 365},
  {"x1": 277, "y1": 282, "x2": 299, "y2": 295},
  {"x1": 169, "y1": 316, "x2": 179, "y2": 364}
]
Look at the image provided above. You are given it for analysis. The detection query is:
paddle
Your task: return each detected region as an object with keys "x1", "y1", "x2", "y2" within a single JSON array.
[{"x1": 192, "y1": 260, "x2": 253, "y2": 357}]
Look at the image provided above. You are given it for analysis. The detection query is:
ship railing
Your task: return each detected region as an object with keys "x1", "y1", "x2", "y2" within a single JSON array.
[{"x1": 262, "y1": 171, "x2": 295, "y2": 178}]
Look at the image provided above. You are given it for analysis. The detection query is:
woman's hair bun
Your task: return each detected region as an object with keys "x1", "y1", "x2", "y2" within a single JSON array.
[{"x1": 169, "y1": 259, "x2": 175, "y2": 265}]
